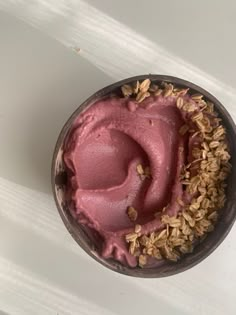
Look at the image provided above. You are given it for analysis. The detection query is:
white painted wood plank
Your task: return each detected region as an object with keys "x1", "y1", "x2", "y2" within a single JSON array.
[
  {"x1": 0, "y1": 177, "x2": 236, "y2": 315},
  {"x1": 0, "y1": 1, "x2": 236, "y2": 314}
]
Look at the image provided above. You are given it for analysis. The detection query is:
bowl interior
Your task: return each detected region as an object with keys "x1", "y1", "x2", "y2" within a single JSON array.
[{"x1": 52, "y1": 75, "x2": 236, "y2": 277}]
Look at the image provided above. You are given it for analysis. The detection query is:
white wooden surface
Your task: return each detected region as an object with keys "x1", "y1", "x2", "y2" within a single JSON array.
[{"x1": 0, "y1": 1, "x2": 236, "y2": 314}]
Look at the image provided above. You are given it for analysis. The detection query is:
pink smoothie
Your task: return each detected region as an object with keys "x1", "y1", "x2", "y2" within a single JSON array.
[{"x1": 64, "y1": 94, "x2": 189, "y2": 266}]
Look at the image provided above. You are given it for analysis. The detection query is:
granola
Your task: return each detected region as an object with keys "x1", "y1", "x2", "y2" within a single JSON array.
[{"x1": 122, "y1": 79, "x2": 231, "y2": 267}]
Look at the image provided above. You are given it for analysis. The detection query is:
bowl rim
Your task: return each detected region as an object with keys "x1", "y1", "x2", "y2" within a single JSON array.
[{"x1": 51, "y1": 74, "x2": 236, "y2": 278}]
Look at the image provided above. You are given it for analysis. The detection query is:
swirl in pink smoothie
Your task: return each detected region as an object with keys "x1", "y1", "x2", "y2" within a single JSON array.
[{"x1": 64, "y1": 94, "x2": 189, "y2": 266}]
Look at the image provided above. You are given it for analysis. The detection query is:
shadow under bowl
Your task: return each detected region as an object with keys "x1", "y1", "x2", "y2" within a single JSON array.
[{"x1": 51, "y1": 74, "x2": 236, "y2": 278}]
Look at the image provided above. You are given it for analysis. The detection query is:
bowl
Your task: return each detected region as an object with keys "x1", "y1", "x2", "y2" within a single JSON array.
[{"x1": 51, "y1": 74, "x2": 236, "y2": 277}]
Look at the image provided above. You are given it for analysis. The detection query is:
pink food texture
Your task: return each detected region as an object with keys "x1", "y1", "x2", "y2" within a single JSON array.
[{"x1": 64, "y1": 94, "x2": 190, "y2": 266}]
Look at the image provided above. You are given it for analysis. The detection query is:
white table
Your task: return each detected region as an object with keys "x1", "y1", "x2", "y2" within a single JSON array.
[{"x1": 0, "y1": 1, "x2": 236, "y2": 314}]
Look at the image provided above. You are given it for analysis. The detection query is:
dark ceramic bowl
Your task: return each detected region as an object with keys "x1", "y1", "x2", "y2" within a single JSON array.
[{"x1": 52, "y1": 75, "x2": 236, "y2": 277}]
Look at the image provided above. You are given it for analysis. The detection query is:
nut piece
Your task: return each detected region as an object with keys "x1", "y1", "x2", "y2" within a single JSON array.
[
  {"x1": 136, "y1": 91, "x2": 150, "y2": 103},
  {"x1": 178, "y1": 88, "x2": 189, "y2": 96},
  {"x1": 129, "y1": 241, "x2": 136, "y2": 255},
  {"x1": 163, "y1": 83, "x2": 174, "y2": 97},
  {"x1": 191, "y1": 94, "x2": 203, "y2": 101},
  {"x1": 133, "y1": 81, "x2": 140, "y2": 94},
  {"x1": 138, "y1": 255, "x2": 147, "y2": 267},
  {"x1": 137, "y1": 164, "x2": 151, "y2": 179},
  {"x1": 139, "y1": 79, "x2": 151, "y2": 92},
  {"x1": 176, "y1": 97, "x2": 184, "y2": 109},
  {"x1": 135, "y1": 224, "x2": 142, "y2": 233},
  {"x1": 136, "y1": 164, "x2": 144, "y2": 175},
  {"x1": 125, "y1": 232, "x2": 138, "y2": 242},
  {"x1": 121, "y1": 84, "x2": 133, "y2": 97},
  {"x1": 127, "y1": 206, "x2": 138, "y2": 222}
]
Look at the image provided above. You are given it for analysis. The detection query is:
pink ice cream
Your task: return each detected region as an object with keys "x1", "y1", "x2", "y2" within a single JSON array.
[{"x1": 63, "y1": 94, "x2": 188, "y2": 266}]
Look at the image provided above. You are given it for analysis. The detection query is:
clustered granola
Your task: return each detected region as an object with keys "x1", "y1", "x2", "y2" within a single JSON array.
[{"x1": 122, "y1": 79, "x2": 231, "y2": 267}]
